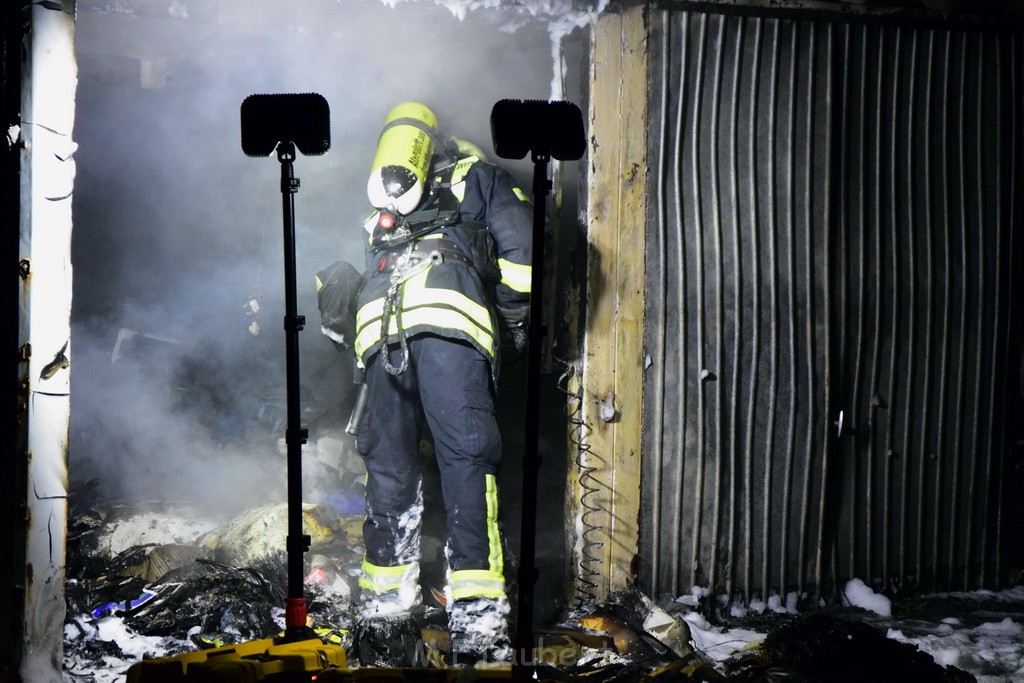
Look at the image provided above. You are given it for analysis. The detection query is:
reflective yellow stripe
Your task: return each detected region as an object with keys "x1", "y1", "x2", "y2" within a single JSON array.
[
  {"x1": 356, "y1": 272, "x2": 493, "y2": 334},
  {"x1": 403, "y1": 270, "x2": 492, "y2": 328},
  {"x1": 314, "y1": 274, "x2": 324, "y2": 293},
  {"x1": 364, "y1": 211, "x2": 379, "y2": 236},
  {"x1": 512, "y1": 187, "x2": 528, "y2": 202},
  {"x1": 446, "y1": 476, "x2": 504, "y2": 601},
  {"x1": 450, "y1": 569, "x2": 505, "y2": 601},
  {"x1": 353, "y1": 313, "x2": 380, "y2": 359},
  {"x1": 451, "y1": 182, "x2": 466, "y2": 202},
  {"x1": 449, "y1": 156, "x2": 478, "y2": 202},
  {"x1": 356, "y1": 307, "x2": 495, "y2": 360},
  {"x1": 356, "y1": 296, "x2": 386, "y2": 332},
  {"x1": 359, "y1": 559, "x2": 419, "y2": 594},
  {"x1": 354, "y1": 270, "x2": 496, "y2": 360},
  {"x1": 403, "y1": 307, "x2": 493, "y2": 349},
  {"x1": 498, "y1": 259, "x2": 532, "y2": 293},
  {"x1": 451, "y1": 156, "x2": 478, "y2": 185},
  {"x1": 485, "y1": 474, "x2": 503, "y2": 575}
]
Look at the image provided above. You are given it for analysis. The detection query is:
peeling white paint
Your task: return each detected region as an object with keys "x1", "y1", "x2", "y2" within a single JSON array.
[
  {"x1": 19, "y1": 0, "x2": 77, "y2": 680},
  {"x1": 595, "y1": 391, "x2": 616, "y2": 423}
]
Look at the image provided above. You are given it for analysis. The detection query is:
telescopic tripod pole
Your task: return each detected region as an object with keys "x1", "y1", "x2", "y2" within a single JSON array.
[
  {"x1": 277, "y1": 141, "x2": 314, "y2": 641},
  {"x1": 513, "y1": 151, "x2": 551, "y2": 680}
]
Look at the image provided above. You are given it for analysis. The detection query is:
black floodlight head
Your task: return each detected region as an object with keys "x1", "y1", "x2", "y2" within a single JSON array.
[
  {"x1": 241, "y1": 93, "x2": 331, "y2": 157},
  {"x1": 490, "y1": 99, "x2": 585, "y2": 161}
]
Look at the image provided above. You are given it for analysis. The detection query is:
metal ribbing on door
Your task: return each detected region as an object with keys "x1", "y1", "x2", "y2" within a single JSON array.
[
  {"x1": 707, "y1": 13, "x2": 726, "y2": 596},
  {"x1": 742, "y1": 16, "x2": 763, "y2": 603},
  {"x1": 761, "y1": 17, "x2": 781, "y2": 603},
  {"x1": 962, "y1": 29, "x2": 978, "y2": 589},
  {"x1": 646, "y1": 6, "x2": 670, "y2": 598},
  {"x1": 949, "y1": 30, "x2": 968, "y2": 588},
  {"x1": 846, "y1": 25, "x2": 868, "y2": 585},
  {"x1": 815, "y1": 22, "x2": 1013, "y2": 593},
  {"x1": 670, "y1": 11, "x2": 690, "y2": 595},
  {"x1": 979, "y1": 33, "x2": 1001, "y2": 589},
  {"x1": 993, "y1": 31, "x2": 1017, "y2": 589},
  {"x1": 797, "y1": 20, "x2": 818, "y2": 595},
  {"x1": 881, "y1": 27, "x2": 901, "y2": 591},
  {"x1": 931, "y1": 30, "x2": 953, "y2": 589},
  {"x1": 780, "y1": 20, "x2": 800, "y2": 600},
  {"x1": 898, "y1": 29, "x2": 917, "y2": 591},
  {"x1": 689, "y1": 12, "x2": 709, "y2": 590},
  {"x1": 725, "y1": 16, "x2": 744, "y2": 601},
  {"x1": 867, "y1": 24, "x2": 884, "y2": 586},
  {"x1": 640, "y1": 9, "x2": 1018, "y2": 601},
  {"x1": 814, "y1": 22, "x2": 834, "y2": 600},
  {"x1": 913, "y1": 29, "x2": 935, "y2": 588},
  {"x1": 643, "y1": 12, "x2": 832, "y2": 600}
]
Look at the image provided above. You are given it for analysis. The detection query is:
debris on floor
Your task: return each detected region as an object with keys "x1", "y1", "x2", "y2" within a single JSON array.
[
  {"x1": 64, "y1": 500, "x2": 361, "y2": 678},
  {"x1": 722, "y1": 612, "x2": 976, "y2": 682},
  {"x1": 197, "y1": 501, "x2": 359, "y2": 567},
  {"x1": 63, "y1": 502, "x2": 1012, "y2": 681}
]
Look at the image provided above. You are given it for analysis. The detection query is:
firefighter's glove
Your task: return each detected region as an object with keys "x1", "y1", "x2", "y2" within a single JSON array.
[
  {"x1": 498, "y1": 305, "x2": 529, "y2": 366},
  {"x1": 315, "y1": 260, "x2": 364, "y2": 349}
]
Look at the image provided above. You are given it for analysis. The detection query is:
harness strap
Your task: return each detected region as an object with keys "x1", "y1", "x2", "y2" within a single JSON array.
[
  {"x1": 375, "y1": 236, "x2": 474, "y2": 274},
  {"x1": 369, "y1": 159, "x2": 492, "y2": 375},
  {"x1": 376, "y1": 244, "x2": 443, "y2": 376}
]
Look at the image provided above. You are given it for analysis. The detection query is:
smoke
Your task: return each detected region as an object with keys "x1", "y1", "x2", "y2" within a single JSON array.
[{"x1": 69, "y1": 0, "x2": 578, "y2": 515}]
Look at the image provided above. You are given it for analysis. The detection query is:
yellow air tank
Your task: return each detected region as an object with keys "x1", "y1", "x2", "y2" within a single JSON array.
[{"x1": 366, "y1": 102, "x2": 438, "y2": 215}]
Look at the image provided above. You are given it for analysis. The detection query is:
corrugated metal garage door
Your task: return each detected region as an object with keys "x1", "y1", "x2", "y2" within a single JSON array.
[{"x1": 641, "y1": 7, "x2": 1019, "y2": 603}]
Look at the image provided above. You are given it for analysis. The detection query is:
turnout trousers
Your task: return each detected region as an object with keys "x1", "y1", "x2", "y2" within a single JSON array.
[{"x1": 356, "y1": 335, "x2": 506, "y2": 607}]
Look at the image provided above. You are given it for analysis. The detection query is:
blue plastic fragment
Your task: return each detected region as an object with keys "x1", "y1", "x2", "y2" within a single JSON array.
[
  {"x1": 91, "y1": 588, "x2": 158, "y2": 619},
  {"x1": 322, "y1": 491, "x2": 366, "y2": 515}
]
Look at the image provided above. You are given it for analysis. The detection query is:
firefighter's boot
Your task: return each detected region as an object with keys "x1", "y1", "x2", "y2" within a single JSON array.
[
  {"x1": 354, "y1": 585, "x2": 425, "y2": 667},
  {"x1": 355, "y1": 612, "x2": 423, "y2": 667},
  {"x1": 447, "y1": 596, "x2": 512, "y2": 666}
]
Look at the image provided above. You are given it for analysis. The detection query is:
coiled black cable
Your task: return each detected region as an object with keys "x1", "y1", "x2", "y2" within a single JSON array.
[{"x1": 557, "y1": 360, "x2": 604, "y2": 608}]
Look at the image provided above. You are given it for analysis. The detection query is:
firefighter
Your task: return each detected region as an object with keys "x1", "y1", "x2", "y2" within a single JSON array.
[{"x1": 351, "y1": 102, "x2": 532, "y2": 665}]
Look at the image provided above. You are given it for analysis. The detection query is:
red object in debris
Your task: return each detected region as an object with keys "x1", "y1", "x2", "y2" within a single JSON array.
[
  {"x1": 285, "y1": 597, "x2": 308, "y2": 629},
  {"x1": 305, "y1": 567, "x2": 328, "y2": 585},
  {"x1": 378, "y1": 212, "x2": 395, "y2": 230}
]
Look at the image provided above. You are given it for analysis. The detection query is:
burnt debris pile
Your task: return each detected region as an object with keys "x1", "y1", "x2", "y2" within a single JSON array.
[
  {"x1": 63, "y1": 500, "x2": 361, "y2": 675},
  {"x1": 63, "y1": 500, "x2": 982, "y2": 681}
]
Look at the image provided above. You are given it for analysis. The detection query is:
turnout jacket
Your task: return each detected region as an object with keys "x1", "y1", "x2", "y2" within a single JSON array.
[{"x1": 353, "y1": 155, "x2": 533, "y2": 374}]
